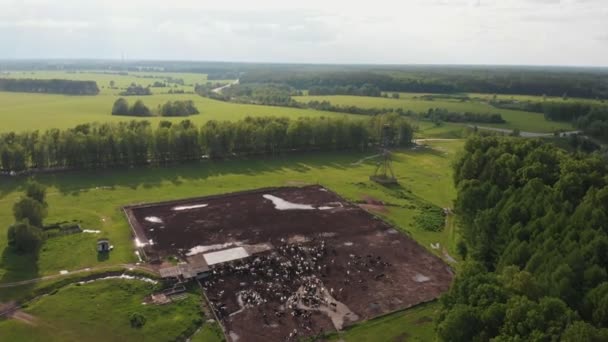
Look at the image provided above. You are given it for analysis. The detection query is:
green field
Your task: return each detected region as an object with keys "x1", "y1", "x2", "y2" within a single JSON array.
[
  {"x1": 294, "y1": 94, "x2": 574, "y2": 133},
  {"x1": 0, "y1": 279, "x2": 204, "y2": 341},
  {"x1": 0, "y1": 71, "x2": 470, "y2": 341},
  {"x1": 2, "y1": 70, "x2": 211, "y2": 95},
  {"x1": 0, "y1": 91, "x2": 361, "y2": 133},
  {"x1": 0, "y1": 140, "x2": 462, "y2": 340},
  {"x1": 327, "y1": 301, "x2": 440, "y2": 342},
  {"x1": 0, "y1": 141, "x2": 461, "y2": 283},
  {"x1": 0, "y1": 71, "x2": 361, "y2": 133}
]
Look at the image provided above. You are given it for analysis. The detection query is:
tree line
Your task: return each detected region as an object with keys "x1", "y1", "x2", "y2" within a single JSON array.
[
  {"x1": 241, "y1": 69, "x2": 608, "y2": 99},
  {"x1": 8, "y1": 182, "x2": 48, "y2": 253},
  {"x1": 0, "y1": 78, "x2": 99, "y2": 95},
  {"x1": 308, "y1": 84, "x2": 381, "y2": 97},
  {"x1": 0, "y1": 114, "x2": 412, "y2": 172},
  {"x1": 119, "y1": 84, "x2": 152, "y2": 96},
  {"x1": 194, "y1": 84, "x2": 505, "y2": 125},
  {"x1": 111, "y1": 98, "x2": 199, "y2": 117},
  {"x1": 437, "y1": 136, "x2": 608, "y2": 341}
]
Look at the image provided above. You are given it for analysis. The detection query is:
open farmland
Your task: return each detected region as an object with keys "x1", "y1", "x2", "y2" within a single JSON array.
[
  {"x1": 0, "y1": 70, "x2": 361, "y2": 133},
  {"x1": 125, "y1": 186, "x2": 453, "y2": 341},
  {"x1": 0, "y1": 91, "x2": 360, "y2": 133},
  {"x1": 293, "y1": 94, "x2": 574, "y2": 133}
]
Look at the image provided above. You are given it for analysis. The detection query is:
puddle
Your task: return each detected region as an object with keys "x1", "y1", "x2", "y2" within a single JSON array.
[
  {"x1": 344, "y1": 242, "x2": 354, "y2": 246},
  {"x1": 229, "y1": 332, "x2": 240, "y2": 341},
  {"x1": 82, "y1": 229, "x2": 101, "y2": 234},
  {"x1": 263, "y1": 194, "x2": 315, "y2": 210},
  {"x1": 77, "y1": 274, "x2": 157, "y2": 285},
  {"x1": 172, "y1": 204, "x2": 208, "y2": 211},
  {"x1": 145, "y1": 216, "x2": 163, "y2": 223},
  {"x1": 135, "y1": 238, "x2": 151, "y2": 247},
  {"x1": 413, "y1": 273, "x2": 431, "y2": 283}
]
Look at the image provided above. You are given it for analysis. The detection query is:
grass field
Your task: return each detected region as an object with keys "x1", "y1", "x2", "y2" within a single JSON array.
[
  {"x1": 0, "y1": 70, "x2": 362, "y2": 133},
  {"x1": 0, "y1": 91, "x2": 361, "y2": 133},
  {"x1": 0, "y1": 141, "x2": 461, "y2": 284},
  {"x1": 0, "y1": 142, "x2": 461, "y2": 341},
  {"x1": 327, "y1": 301, "x2": 440, "y2": 341},
  {"x1": 2, "y1": 70, "x2": 211, "y2": 95},
  {"x1": 293, "y1": 94, "x2": 574, "y2": 133},
  {"x1": 0, "y1": 279, "x2": 203, "y2": 341}
]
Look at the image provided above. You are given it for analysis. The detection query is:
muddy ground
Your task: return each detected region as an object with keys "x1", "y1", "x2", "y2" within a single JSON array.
[{"x1": 125, "y1": 186, "x2": 453, "y2": 342}]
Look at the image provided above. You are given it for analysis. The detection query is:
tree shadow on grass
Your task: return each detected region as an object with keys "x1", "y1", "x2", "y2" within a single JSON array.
[
  {"x1": 0, "y1": 247, "x2": 39, "y2": 302},
  {"x1": 29, "y1": 150, "x2": 372, "y2": 196}
]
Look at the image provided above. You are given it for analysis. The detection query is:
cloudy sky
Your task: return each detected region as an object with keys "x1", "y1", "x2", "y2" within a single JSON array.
[{"x1": 1, "y1": 0, "x2": 607, "y2": 66}]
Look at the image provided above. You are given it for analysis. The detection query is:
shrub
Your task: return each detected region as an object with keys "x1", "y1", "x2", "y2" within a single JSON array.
[{"x1": 129, "y1": 312, "x2": 146, "y2": 328}]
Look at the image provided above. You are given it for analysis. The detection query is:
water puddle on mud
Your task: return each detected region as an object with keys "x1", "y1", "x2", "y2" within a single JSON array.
[
  {"x1": 145, "y1": 216, "x2": 163, "y2": 223},
  {"x1": 172, "y1": 204, "x2": 208, "y2": 211},
  {"x1": 263, "y1": 194, "x2": 315, "y2": 210}
]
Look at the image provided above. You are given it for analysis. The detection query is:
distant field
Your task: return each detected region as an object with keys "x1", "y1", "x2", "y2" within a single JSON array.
[
  {"x1": 468, "y1": 92, "x2": 607, "y2": 105},
  {"x1": 294, "y1": 95, "x2": 574, "y2": 133},
  {"x1": 0, "y1": 91, "x2": 361, "y2": 133},
  {"x1": 2, "y1": 70, "x2": 210, "y2": 95}
]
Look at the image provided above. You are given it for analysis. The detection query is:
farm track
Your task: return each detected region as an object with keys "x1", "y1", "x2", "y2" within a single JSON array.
[{"x1": 0, "y1": 264, "x2": 157, "y2": 288}]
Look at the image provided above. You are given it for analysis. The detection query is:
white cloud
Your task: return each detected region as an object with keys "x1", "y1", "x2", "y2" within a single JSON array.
[{"x1": 0, "y1": 0, "x2": 606, "y2": 65}]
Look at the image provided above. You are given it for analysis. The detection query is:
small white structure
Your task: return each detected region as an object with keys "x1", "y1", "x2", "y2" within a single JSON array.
[{"x1": 203, "y1": 247, "x2": 250, "y2": 266}]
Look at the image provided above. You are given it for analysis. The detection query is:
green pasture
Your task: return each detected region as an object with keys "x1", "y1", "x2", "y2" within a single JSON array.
[
  {"x1": 326, "y1": 301, "x2": 440, "y2": 342},
  {"x1": 0, "y1": 91, "x2": 360, "y2": 133},
  {"x1": 293, "y1": 95, "x2": 574, "y2": 133},
  {"x1": 0, "y1": 141, "x2": 462, "y2": 341},
  {"x1": 0, "y1": 141, "x2": 461, "y2": 283},
  {"x1": 1, "y1": 70, "x2": 211, "y2": 95},
  {"x1": 0, "y1": 279, "x2": 203, "y2": 341}
]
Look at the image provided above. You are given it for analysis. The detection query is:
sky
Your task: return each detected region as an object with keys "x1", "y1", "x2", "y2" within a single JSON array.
[{"x1": 1, "y1": 0, "x2": 607, "y2": 66}]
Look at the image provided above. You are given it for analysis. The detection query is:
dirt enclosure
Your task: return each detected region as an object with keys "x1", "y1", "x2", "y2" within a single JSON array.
[{"x1": 125, "y1": 186, "x2": 453, "y2": 341}]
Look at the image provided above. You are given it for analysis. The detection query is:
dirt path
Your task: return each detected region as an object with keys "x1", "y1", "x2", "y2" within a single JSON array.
[
  {"x1": 212, "y1": 79, "x2": 239, "y2": 94},
  {"x1": 467, "y1": 125, "x2": 582, "y2": 138},
  {"x1": 413, "y1": 138, "x2": 460, "y2": 143},
  {"x1": 0, "y1": 264, "x2": 157, "y2": 288}
]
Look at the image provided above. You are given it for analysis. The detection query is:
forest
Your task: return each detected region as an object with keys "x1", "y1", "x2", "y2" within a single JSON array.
[
  {"x1": 240, "y1": 68, "x2": 608, "y2": 99},
  {"x1": 437, "y1": 136, "x2": 608, "y2": 341},
  {"x1": 0, "y1": 114, "x2": 412, "y2": 172},
  {"x1": 0, "y1": 78, "x2": 99, "y2": 95}
]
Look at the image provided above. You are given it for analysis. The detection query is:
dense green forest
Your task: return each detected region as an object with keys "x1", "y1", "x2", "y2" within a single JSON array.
[
  {"x1": 0, "y1": 78, "x2": 99, "y2": 95},
  {"x1": 241, "y1": 68, "x2": 608, "y2": 99},
  {"x1": 437, "y1": 136, "x2": 608, "y2": 341},
  {"x1": 0, "y1": 114, "x2": 412, "y2": 172}
]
